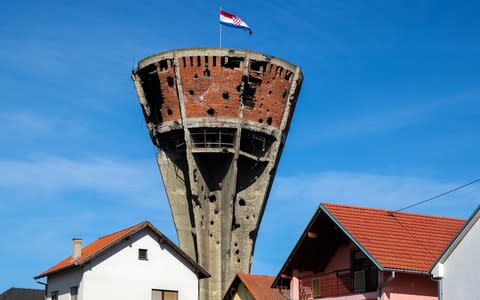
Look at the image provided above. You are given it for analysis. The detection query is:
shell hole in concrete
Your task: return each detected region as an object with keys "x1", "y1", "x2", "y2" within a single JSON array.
[
  {"x1": 166, "y1": 108, "x2": 173, "y2": 116},
  {"x1": 207, "y1": 108, "x2": 216, "y2": 116},
  {"x1": 235, "y1": 249, "x2": 239, "y2": 255},
  {"x1": 209, "y1": 233, "x2": 213, "y2": 237},
  {"x1": 209, "y1": 195, "x2": 216, "y2": 202},
  {"x1": 239, "y1": 199, "x2": 246, "y2": 206},
  {"x1": 189, "y1": 89, "x2": 194, "y2": 95},
  {"x1": 210, "y1": 220, "x2": 214, "y2": 225},
  {"x1": 223, "y1": 92, "x2": 230, "y2": 100},
  {"x1": 217, "y1": 240, "x2": 220, "y2": 244},
  {"x1": 167, "y1": 76, "x2": 174, "y2": 87},
  {"x1": 237, "y1": 258, "x2": 241, "y2": 263},
  {"x1": 267, "y1": 117, "x2": 272, "y2": 125},
  {"x1": 234, "y1": 243, "x2": 238, "y2": 247},
  {"x1": 232, "y1": 223, "x2": 240, "y2": 230},
  {"x1": 246, "y1": 215, "x2": 250, "y2": 219},
  {"x1": 214, "y1": 209, "x2": 219, "y2": 214}
]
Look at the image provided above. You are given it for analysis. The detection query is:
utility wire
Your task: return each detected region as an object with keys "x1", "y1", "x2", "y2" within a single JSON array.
[{"x1": 392, "y1": 178, "x2": 480, "y2": 213}]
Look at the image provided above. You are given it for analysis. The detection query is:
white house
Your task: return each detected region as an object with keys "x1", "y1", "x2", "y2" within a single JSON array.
[
  {"x1": 430, "y1": 205, "x2": 480, "y2": 300},
  {"x1": 34, "y1": 221, "x2": 210, "y2": 300}
]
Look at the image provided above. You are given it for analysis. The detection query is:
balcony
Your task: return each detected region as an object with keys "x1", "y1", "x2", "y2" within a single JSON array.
[{"x1": 299, "y1": 267, "x2": 377, "y2": 299}]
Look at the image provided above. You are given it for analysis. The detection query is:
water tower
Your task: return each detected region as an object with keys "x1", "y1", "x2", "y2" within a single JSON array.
[{"x1": 132, "y1": 48, "x2": 302, "y2": 299}]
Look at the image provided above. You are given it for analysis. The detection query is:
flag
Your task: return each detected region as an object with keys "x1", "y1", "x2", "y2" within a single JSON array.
[{"x1": 220, "y1": 9, "x2": 252, "y2": 35}]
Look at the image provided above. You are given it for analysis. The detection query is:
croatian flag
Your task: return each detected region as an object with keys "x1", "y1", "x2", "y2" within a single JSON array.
[{"x1": 220, "y1": 9, "x2": 252, "y2": 35}]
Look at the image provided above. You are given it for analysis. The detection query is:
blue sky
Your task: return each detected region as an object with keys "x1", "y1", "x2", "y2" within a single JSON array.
[{"x1": 1, "y1": 0, "x2": 479, "y2": 291}]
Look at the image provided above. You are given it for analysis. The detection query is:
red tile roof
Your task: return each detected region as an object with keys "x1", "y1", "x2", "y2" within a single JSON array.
[
  {"x1": 236, "y1": 274, "x2": 287, "y2": 300},
  {"x1": 323, "y1": 203, "x2": 465, "y2": 273},
  {"x1": 35, "y1": 221, "x2": 210, "y2": 279}
]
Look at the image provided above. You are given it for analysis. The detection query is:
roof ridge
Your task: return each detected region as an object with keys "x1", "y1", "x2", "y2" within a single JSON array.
[
  {"x1": 322, "y1": 202, "x2": 464, "y2": 221},
  {"x1": 96, "y1": 221, "x2": 147, "y2": 240}
]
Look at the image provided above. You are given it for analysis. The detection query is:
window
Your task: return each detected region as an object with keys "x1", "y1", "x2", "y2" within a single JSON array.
[
  {"x1": 312, "y1": 278, "x2": 321, "y2": 298},
  {"x1": 71, "y1": 286, "x2": 79, "y2": 300},
  {"x1": 51, "y1": 291, "x2": 58, "y2": 300},
  {"x1": 152, "y1": 289, "x2": 178, "y2": 300},
  {"x1": 139, "y1": 248, "x2": 148, "y2": 260}
]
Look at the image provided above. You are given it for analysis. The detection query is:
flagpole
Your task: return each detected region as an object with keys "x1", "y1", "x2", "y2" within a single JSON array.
[{"x1": 219, "y1": 8, "x2": 222, "y2": 48}]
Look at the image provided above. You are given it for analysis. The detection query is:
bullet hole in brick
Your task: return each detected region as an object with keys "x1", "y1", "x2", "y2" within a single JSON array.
[
  {"x1": 167, "y1": 108, "x2": 173, "y2": 116},
  {"x1": 223, "y1": 92, "x2": 229, "y2": 100},
  {"x1": 204, "y1": 69, "x2": 211, "y2": 77},
  {"x1": 283, "y1": 90, "x2": 288, "y2": 98},
  {"x1": 258, "y1": 119, "x2": 263, "y2": 123},
  {"x1": 235, "y1": 249, "x2": 239, "y2": 255},
  {"x1": 236, "y1": 85, "x2": 242, "y2": 92},
  {"x1": 268, "y1": 90, "x2": 272, "y2": 95},
  {"x1": 210, "y1": 220, "x2": 214, "y2": 225},
  {"x1": 209, "y1": 195, "x2": 216, "y2": 202},
  {"x1": 159, "y1": 60, "x2": 168, "y2": 71},
  {"x1": 167, "y1": 76, "x2": 174, "y2": 87},
  {"x1": 189, "y1": 89, "x2": 194, "y2": 95},
  {"x1": 259, "y1": 103, "x2": 263, "y2": 108},
  {"x1": 207, "y1": 108, "x2": 215, "y2": 115},
  {"x1": 194, "y1": 74, "x2": 198, "y2": 79},
  {"x1": 239, "y1": 199, "x2": 246, "y2": 206},
  {"x1": 267, "y1": 117, "x2": 272, "y2": 125},
  {"x1": 266, "y1": 109, "x2": 270, "y2": 112}
]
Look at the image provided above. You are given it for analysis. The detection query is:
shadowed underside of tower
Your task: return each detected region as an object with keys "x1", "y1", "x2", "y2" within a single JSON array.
[{"x1": 132, "y1": 48, "x2": 302, "y2": 299}]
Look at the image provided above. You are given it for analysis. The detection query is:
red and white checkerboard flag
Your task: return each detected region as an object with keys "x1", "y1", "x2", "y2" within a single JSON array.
[{"x1": 220, "y1": 9, "x2": 252, "y2": 35}]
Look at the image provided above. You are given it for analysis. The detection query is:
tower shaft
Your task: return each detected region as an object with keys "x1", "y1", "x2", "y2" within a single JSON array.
[{"x1": 132, "y1": 48, "x2": 302, "y2": 299}]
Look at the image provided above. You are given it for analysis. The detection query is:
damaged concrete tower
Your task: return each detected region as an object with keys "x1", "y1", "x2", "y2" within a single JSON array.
[{"x1": 131, "y1": 48, "x2": 302, "y2": 299}]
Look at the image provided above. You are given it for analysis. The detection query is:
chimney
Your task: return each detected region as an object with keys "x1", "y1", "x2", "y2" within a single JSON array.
[{"x1": 72, "y1": 238, "x2": 82, "y2": 260}]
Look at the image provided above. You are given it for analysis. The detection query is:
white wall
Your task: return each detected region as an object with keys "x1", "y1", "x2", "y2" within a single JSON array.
[
  {"x1": 47, "y1": 228, "x2": 200, "y2": 300},
  {"x1": 46, "y1": 268, "x2": 83, "y2": 300},
  {"x1": 432, "y1": 216, "x2": 480, "y2": 299}
]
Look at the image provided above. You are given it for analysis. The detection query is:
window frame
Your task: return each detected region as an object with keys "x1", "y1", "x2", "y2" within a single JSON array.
[
  {"x1": 70, "y1": 286, "x2": 79, "y2": 300},
  {"x1": 152, "y1": 289, "x2": 178, "y2": 300},
  {"x1": 138, "y1": 248, "x2": 148, "y2": 260},
  {"x1": 51, "y1": 291, "x2": 58, "y2": 300}
]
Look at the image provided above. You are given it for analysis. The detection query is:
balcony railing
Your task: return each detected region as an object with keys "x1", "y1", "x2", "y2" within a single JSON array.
[{"x1": 299, "y1": 267, "x2": 377, "y2": 299}]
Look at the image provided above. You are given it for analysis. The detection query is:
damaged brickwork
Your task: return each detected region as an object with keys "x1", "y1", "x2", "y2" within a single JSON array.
[{"x1": 132, "y1": 48, "x2": 303, "y2": 300}]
